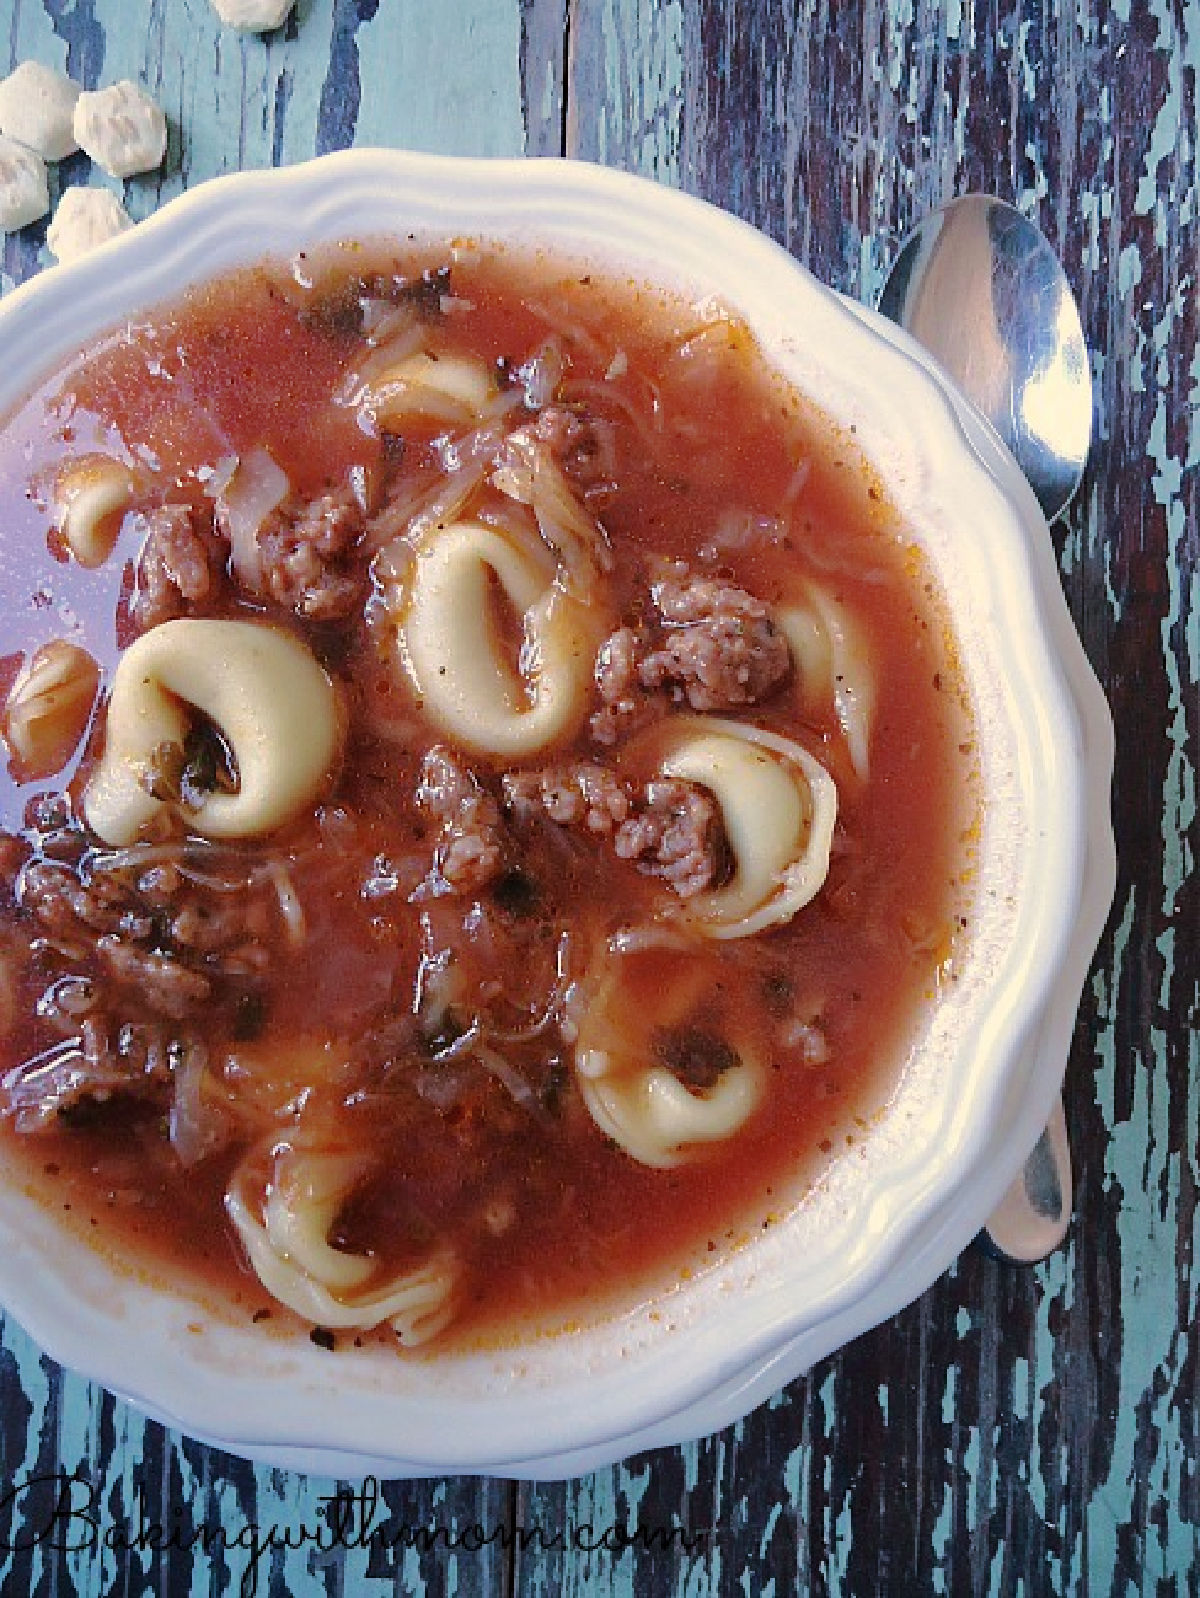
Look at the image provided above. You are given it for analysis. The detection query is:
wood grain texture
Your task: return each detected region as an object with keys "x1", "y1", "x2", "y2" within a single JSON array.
[{"x1": 0, "y1": 0, "x2": 1195, "y2": 1595}]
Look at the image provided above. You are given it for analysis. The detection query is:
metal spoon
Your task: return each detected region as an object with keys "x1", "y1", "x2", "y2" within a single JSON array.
[
  {"x1": 878, "y1": 193, "x2": 1092, "y2": 522},
  {"x1": 877, "y1": 194, "x2": 1092, "y2": 1261}
]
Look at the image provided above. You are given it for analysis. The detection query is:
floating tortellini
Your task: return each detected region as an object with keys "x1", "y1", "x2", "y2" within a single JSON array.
[
  {"x1": 226, "y1": 1139, "x2": 459, "y2": 1345},
  {"x1": 52, "y1": 453, "x2": 138, "y2": 567},
  {"x1": 396, "y1": 518, "x2": 601, "y2": 760},
  {"x1": 778, "y1": 581, "x2": 875, "y2": 781},
  {"x1": 574, "y1": 956, "x2": 762, "y2": 1169},
  {"x1": 642, "y1": 717, "x2": 838, "y2": 940},
  {"x1": 2, "y1": 638, "x2": 99, "y2": 778},
  {"x1": 83, "y1": 618, "x2": 341, "y2": 845}
]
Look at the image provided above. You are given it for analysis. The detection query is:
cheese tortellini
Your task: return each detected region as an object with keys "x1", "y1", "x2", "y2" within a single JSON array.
[
  {"x1": 643, "y1": 717, "x2": 838, "y2": 940},
  {"x1": 778, "y1": 582, "x2": 875, "y2": 781},
  {"x1": 226, "y1": 1140, "x2": 459, "y2": 1345},
  {"x1": 396, "y1": 518, "x2": 601, "y2": 760},
  {"x1": 83, "y1": 618, "x2": 341, "y2": 845},
  {"x1": 2, "y1": 638, "x2": 99, "y2": 779},
  {"x1": 576, "y1": 1043, "x2": 762, "y2": 1170},
  {"x1": 53, "y1": 453, "x2": 138, "y2": 567},
  {"x1": 574, "y1": 958, "x2": 762, "y2": 1169}
]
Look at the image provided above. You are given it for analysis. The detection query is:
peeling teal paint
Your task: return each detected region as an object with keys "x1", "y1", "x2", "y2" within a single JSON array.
[
  {"x1": 1150, "y1": 394, "x2": 1198, "y2": 920},
  {"x1": 356, "y1": 0, "x2": 527, "y2": 156},
  {"x1": 928, "y1": 1433, "x2": 954, "y2": 1593},
  {"x1": 573, "y1": 0, "x2": 684, "y2": 183},
  {"x1": 1015, "y1": 20, "x2": 1038, "y2": 102},
  {"x1": 940, "y1": 1362, "x2": 956, "y2": 1428}
]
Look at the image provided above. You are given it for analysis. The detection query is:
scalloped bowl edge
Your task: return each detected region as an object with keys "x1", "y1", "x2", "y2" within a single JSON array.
[{"x1": 0, "y1": 151, "x2": 1115, "y2": 1477}]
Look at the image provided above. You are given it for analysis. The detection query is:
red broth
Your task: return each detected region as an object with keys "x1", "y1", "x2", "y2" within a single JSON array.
[{"x1": 0, "y1": 243, "x2": 976, "y2": 1349}]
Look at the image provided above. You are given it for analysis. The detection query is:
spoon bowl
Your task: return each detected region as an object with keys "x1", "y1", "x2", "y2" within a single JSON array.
[{"x1": 878, "y1": 194, "x2": 1091, "y2": 522}]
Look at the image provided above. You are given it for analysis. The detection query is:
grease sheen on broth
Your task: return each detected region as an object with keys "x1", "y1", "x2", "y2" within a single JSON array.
[{"x1": 0, "y1": 240, "x2": 974, "y2": 1349}]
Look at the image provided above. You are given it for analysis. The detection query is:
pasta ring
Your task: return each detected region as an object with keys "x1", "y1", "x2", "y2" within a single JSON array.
[
  {"x1": 576, "y1": 1045, "x2": 762, "y2": 1170},
  {"x1": 778, "y1": 581, "x2": 874, "y2": 781},
  {"x1": 53, "y1": 453, "x2": 137, "y2": 568},
  {"x1": 1, "y1": 638, "x2": 99, "y2": 779},
  {"x1": 364, "y1": 351, "x2": 495, "y2": 427},
  {"x1": 226, "y1": 1141, "x2": 459, "y2": 1345},
  {"x1": 649, "y1": 717, "x2": 838, "y2": 939},
  {"x1": 574, "y1": 958, "x2": 762, "y2": 1168},
  {"x1": 83, "y1": 618, "x2": 341, "y2": 845},
  {"x1": 397, "y1": 518, "x2": 599, "y2": 760}
]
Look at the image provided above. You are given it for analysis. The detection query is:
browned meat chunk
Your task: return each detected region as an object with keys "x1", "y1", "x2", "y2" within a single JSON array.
[
  {"x1": 594, "y1": 626, "x2": 637, "y2": 704},
  {"x1": 491, "y1": 412, "x2": 615, "y2": 578},
  {"x1": 97, "y1": 936, "x2": 212, "y2": 1019},
  {"x1": 589, "y1": 569, "x2": 789, "y2": 742},
  {"x1": 590, "y1": 626, "x2": 660, "y2": 746},
  {"x1": 20, "y1": 857, "x2": 156, "y2": 945},
  {"x1": 417, "y1": 746, "x2": 507, "y2": 894},
  {"x1": 638, "y1": 570, "x2": 791, "y2": 711},
  {"x1": 130, "y1": 503, "x2": 225, "y2": 633},
  {"x1": 505, "y1": 764, "x2": 726, "y2": 899},
  {"x1": 257, "y1": 486, "x2": 366, "y2": 621},
  {"x1": 503, "y1": 763, "x2": 630, "y2": 833},
  {"x1": 169, "y1": 893, "x2": 271, "y2": 958},
  {"x1": 2, "y1": 1011, "x2": 177, "y2": 1127},
  {"x1": 17, "y1": 852, "x2": 276, "y2": 1016},
  {"x1": 528, "y1": 405, "x2": 588, "y2": 455},
  {"x1": 91, "y1": 1018, "x2": 176, "y2": 1090},
  {"x1": 613, "y1": 778, "x2": 728, "y2": 897},
  {"x1": 6, "y1": 840, "x2": 286, "y2": 1125},
  {"x1": 521, "y1": 405, "x2": 612, "y2": 484}
]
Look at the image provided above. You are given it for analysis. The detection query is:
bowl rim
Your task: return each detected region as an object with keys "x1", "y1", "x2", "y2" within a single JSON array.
[{"x1": 0, "y1": 149, "x2": 1116, "y2": 1476}]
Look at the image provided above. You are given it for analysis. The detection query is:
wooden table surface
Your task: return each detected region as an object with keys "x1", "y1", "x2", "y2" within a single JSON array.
[{"x1": 0, "y1": 2, "x2": 1194, "y2": 1594}]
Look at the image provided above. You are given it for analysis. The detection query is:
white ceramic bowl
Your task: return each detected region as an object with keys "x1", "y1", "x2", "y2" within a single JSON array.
[{"x1": 0, "y1": 150, "x2": 1114, "y2": 1479}]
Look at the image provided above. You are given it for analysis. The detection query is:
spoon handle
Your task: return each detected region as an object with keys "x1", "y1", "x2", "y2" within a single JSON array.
[{"x1": 979, "y1": 1095, "x2": 1072, "y2": 1263}]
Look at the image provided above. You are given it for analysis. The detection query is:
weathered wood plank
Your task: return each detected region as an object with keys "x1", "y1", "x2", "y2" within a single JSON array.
[{"x1": 520, "y1": 0, "x2": 569, "y2": 158}]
